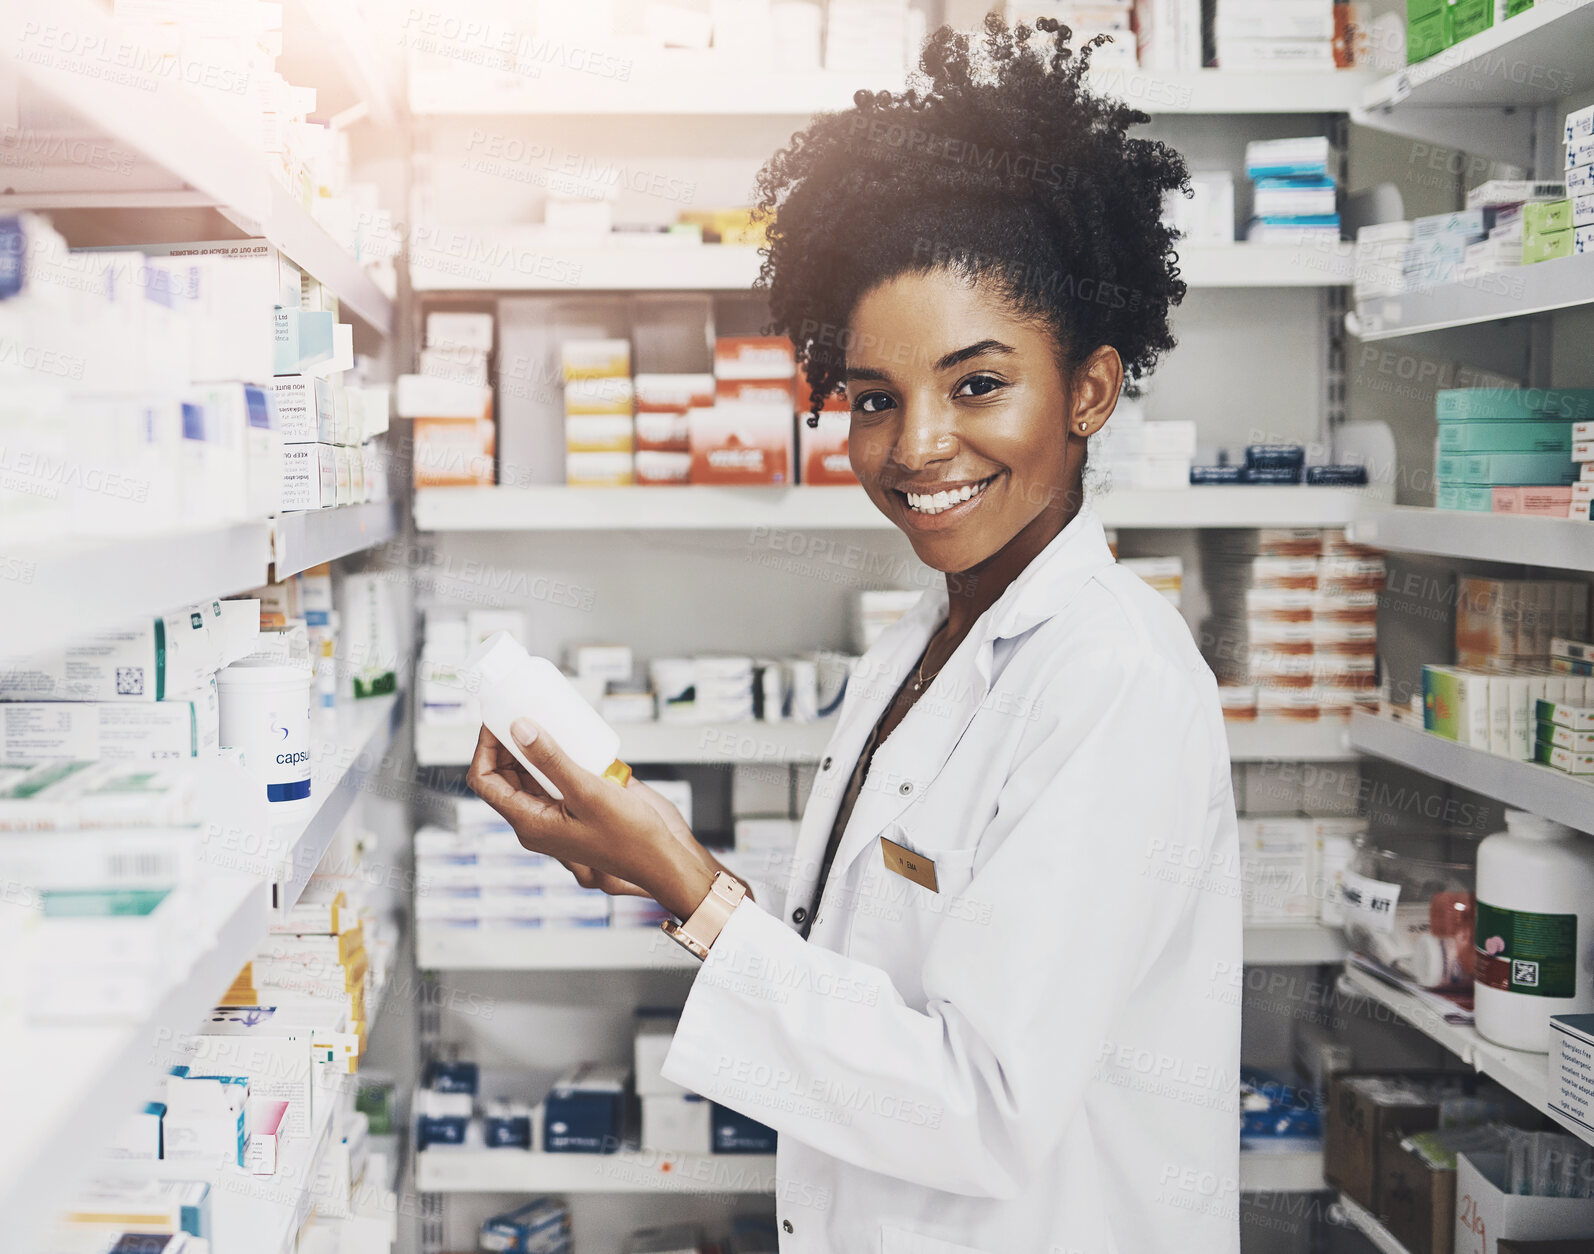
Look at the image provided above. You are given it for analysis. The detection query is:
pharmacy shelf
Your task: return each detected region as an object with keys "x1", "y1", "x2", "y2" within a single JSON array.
[
  {"x1": 0, "y1": 0, "x2": 395, "y2": 337},
  {"x1": 1336, "y1": 966, "x2": 1594, "y2": 1148},
  {"x1": 0, "y1": 521, "x2": 272, "y2": 660},
  {"x1": 413, "y1": 1145, "x2": 1323, "y2": 1194},
  {"x1": 1356, "y1": 0, "x2": 1594, "y2": 160},
  {"x1": 1350, "y1": 253, "x2": 1594, "y2": 343},
  {"x1": 280, "y1": 0, "x2": 399, "y2": 124},
  {"x1": 0, "y1": 872, "x2": 269, "y2": 1254},
  {"x1": 1348, "y1": 712, "x2": 1594, "y2": 836},
  {"x1": 1333, "y1": 1192, "x2": 1412, "y2": 1254},
  {"x1": 1348, "y1": 505, "x2": 1594, "y2": 574},
  {"x1": 408, "y1": 241, "x2": 1353, "y2": 292},
  {"x1": 418, "y1": 921, "x2": 1345, "y2": 971},
  {"x1": 1243, "y1": 924, "x2": 1349, "y2": 966},
  {"x1": 413, "y1": 485, "x2": 1380, "y2": 533},
  {"x1": 409, "y1": 64, "x2": 1376, "y2": 116},
  {"x1": 1224, "y1": 718, "x2": 1356, "y2": 762},
  {"x1": 415, "y1": 716, "x2": 837, "y2": 770},
  {"x1": 272, "y1": 500, "x2": 402, "y2": 580},
  {"x1": 277, "y1": 692, "x2": 406, "y2": 912}
]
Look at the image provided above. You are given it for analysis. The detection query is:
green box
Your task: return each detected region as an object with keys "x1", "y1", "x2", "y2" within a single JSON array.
[
  {"x1": 1447, "y1": 0, "x2": 1494, "y2": 42},
  {"x1": 1524, "y1": 228, "x2": 1573, "y2": 263},
  {"x1": 1435, "y1": 483, "x2": 1495, "y2": 510},
  {"x1": 1438, "y1": 421, "x2": 1577, "y2": 453},
  {"x1": 1454, "y1": 451, "x2": 1578, "y2": 484},
  {"x1": 1408, "y1": 6, "x2": 1450, "y2": 61},
  {"x1": 1524, "y1": 199, "x2": 1573, "y2": 234},
  {"x1": 1506, "y1": 0, "x2": 1534, "y2": 15},
  {"x1": 1423, "y1": 666, "x2": 1469, "y2": 740},
  {"x1": 1437, "y1": 388, "x2": 1594, "y2": 421}
]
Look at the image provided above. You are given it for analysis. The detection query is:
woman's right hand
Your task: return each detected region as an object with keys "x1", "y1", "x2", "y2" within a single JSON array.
[{"x1": 561, "y1": 777, "x2": 718, "y2": 897}]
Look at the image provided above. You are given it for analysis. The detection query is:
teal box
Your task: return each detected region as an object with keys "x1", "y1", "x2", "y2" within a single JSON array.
[
  {"x1": 1435, "y1": 483, "x2": 1494, "y2": 510},
  {"x1": 1437, "y1": 388, "x2": 1594, "y2": 421},
  {"x1": 1437, "y1": 421, "x2": 1577, "y2": 452},
  {"x1": 1455, "y1": 452, "x2": 1578, "y2": 484}
]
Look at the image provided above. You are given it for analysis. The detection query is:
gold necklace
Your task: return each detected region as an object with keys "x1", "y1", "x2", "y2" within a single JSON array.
[{"x1": 912, "y1": 624, "x2": 949, "y2": 692}]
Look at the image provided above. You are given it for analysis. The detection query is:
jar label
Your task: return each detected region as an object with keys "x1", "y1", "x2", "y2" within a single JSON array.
[
  {"x1": 1341, "y1": 871, "x2": 1401, "y2": 933},
  {"x1": 1474, "y1": 901, "x2": 1578, "y2": 998}
]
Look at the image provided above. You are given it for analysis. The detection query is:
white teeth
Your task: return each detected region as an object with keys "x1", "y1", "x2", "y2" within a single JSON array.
[{"x1": 904, "y1": 479, "x2": 990, "y2": 515}]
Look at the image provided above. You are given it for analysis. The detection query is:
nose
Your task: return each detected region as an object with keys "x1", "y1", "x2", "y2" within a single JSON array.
[{"x1": 890, "y1": 395, "x2": 959, "y2": 472}]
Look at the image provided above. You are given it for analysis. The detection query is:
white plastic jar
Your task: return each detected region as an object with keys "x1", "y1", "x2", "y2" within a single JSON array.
[
  {"x1": 466, "y1": 632, "x2": 629, "y2": 799},
  {"x1": 1473, "y1": 810, "x2": 1594, "y2": 1052},
  {"x1": 217, "y1": 660, "x2": 313, "y2": 807}
]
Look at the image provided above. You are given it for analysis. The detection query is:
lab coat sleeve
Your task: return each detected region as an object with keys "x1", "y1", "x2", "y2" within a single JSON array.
[{"x1": 661, "y1": 643, "x2": 1227, "y2": 1198}]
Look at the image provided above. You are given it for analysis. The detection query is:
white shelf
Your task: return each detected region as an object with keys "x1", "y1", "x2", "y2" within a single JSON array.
[
  {"x1": 0, "y1": 0, "x2": 395, "y2": 336},
  {"x1": 409, "y1": 241, "x2": 1353, "y2": 292},
  {"x1": 0, "y1": 522, "x2": 272, "y2": 660},
  {"x1": 1349, "y1": 505, "x2": 1594, "y2": 574},
  {"x1": 415, "y1": 716, "x2": 837, "y2": 769},
  {"x1": 413, "y1": 1144, "x2": 1322, "y2": 1194},
  {"x1": 1348, "y1": 712, "x2": 1594, "y2": 836},
  {"x1": 279, "y1": 0, "x2": 399, "y2": 124},
  {"x1": 418, "y1": 920, "x2": 1346, "y2": 970},
  {"x1": 413, "y1": 485, "x2": 1379, "y2": 533},
  {"x1": 1224, "y1": 718, "x2": 1356, "y2": 762},
  {"x1": 1337, "y1": 966, "x2": 1594, "y2": 1147},
  {"x1": 272, "y1": 500, "x2": 402, "y2": 580},
  {"x1": 276, "y1": 693, "x2": 406, "y2": 912},
  {"x1": 1334, "y1": 1192, "x2": 1412, "y2": 1254},
  {"x1": 1244, "y1": 924, "x2": 1349, "y2": 966},
  {"x1": 1351, "y1": 253, "x2": 1594, "y2": 342},
  {"x1": 0, "y1": 872, "x2": 269, "y2": 1254},
  {"x1": 409, "y1": 63, "x2": 1375, "y2": 116}
]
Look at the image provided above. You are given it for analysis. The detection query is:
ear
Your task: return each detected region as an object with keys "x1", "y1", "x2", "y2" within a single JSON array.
[{"x1": 1067, "y1": 345, "x2": 1124, "y2": 440}]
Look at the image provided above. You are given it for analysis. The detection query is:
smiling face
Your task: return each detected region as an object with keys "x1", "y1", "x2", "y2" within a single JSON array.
[{"x1": 844, "y1": 269, "x2": 1123, "y2": 577}]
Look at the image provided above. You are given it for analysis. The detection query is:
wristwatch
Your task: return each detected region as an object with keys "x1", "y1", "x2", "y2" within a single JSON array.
[{"x1": 662, "y1": 871, "x2": 747, "y2": 961}]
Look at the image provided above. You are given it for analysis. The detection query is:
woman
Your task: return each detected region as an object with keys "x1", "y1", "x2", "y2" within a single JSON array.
[{"x1": 469, "y1": 18, "x2": 1241, "y2": 1253}]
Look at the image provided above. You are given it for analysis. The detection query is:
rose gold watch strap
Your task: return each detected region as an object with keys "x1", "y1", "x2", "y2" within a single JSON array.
[{"x1": 662, "y1": 871, "x2": 746, "y2": 960}]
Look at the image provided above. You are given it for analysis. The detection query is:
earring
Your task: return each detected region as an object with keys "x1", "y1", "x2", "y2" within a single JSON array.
[{"x1": 1076, "y1": 420, "x2": 1090, "y2": 433}]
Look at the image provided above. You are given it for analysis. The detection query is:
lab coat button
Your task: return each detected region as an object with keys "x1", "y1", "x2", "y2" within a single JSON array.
[
  {"x1": 898, "y1": 780, "x2": 913, "y2": 795},
  {"x1": 791, "y1": 907, "x2": 808, "y2": 926},
  {"x1": 820, "y1": 756, "x2": 832, "y2": 770},
  {"x1": 783, "y1": 1220, "x2": 794, "y2": 1234}
]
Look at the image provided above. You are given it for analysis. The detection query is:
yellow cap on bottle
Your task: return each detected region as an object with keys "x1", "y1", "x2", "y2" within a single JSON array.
[{"x1": 602, "y1": 759, "x2": 633, "y2": 787}]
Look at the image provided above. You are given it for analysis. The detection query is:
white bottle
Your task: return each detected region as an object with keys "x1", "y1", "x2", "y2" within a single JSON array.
[
  {"x1": 1473, "y1": 810, "x2": 1594, "y2": 1053},
  {"x1": 466, "y1": 632, "x2": 630, "y2": 800}
]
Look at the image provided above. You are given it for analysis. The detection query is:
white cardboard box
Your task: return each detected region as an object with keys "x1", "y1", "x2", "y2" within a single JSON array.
[
  {"x1": 640, "y1": 1093, "x2": 711, "y2": 1154},
  {"x1": 177, "y1": 1008, "x2": 318, "y2": 1141},
  {"x1": 1550, "y1": 1013, "x2": 1594, "y2": 1139},
  {"x1": 1455, "y1": 1150, "x2": 1594, "y2": 1254},
  {"x1": 635, "y1": 1015, "x2": 685, "y2": 1096}
]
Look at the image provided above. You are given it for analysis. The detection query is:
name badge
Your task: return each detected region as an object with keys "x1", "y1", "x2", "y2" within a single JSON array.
[{"x1": 880, "y1": 836, "x2": 938, "y2": 893}]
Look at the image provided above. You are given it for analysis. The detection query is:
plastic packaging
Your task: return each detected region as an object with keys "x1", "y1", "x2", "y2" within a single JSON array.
[
  {"x1": 1474, "y1": 811, "x2": 1594, "y2": 1052},
  {"x1": 217, "y1": 659, "x2": 312, "y2": 806},
  {"x1": 466, "y1": 632, "x2": 630, "y2": 800},
  {"x1": 1341, "y1": 832, "x2": 1479, "y2": 991}
]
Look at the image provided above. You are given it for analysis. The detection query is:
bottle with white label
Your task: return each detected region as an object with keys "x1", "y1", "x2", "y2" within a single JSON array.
[
  {"x1": 466, "y1": 632, "x2": 631, "y2": 800},
  {"x1": 1473, "y1": 811, "x2": 1594, "y2": 1053}
]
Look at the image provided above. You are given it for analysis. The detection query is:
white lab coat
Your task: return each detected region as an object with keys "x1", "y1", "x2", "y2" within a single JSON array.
[{"x1": 663, "y1": 505, "x2": 1242, "y2": 1254}]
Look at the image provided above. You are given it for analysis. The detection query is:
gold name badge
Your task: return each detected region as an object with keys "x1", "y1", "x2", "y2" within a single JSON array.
[{"x1": 880, "y1": 836, "x2": 938, "y2": 893}]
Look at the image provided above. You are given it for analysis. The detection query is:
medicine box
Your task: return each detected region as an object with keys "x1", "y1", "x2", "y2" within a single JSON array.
[
  {"x1": 714, "y1": 336, "x2": 795, "y2": 381},
  {"x1": 280, "y1": 442, "x2": 336, "y2": 511},
  {"x1": 561, "y1": 338, "x2": 630, "y2": 381},
  {"x1": 1437, "y1": 389, "x2": 1594, "y2": 422},
  {"x1": 105, "y1": 1101, "x2": 167, "y2": 1160},
  {"x1": 1239, "y1": 817, "x2": 1316, "y2": 922},
  {"x1": 245, "y1": 1099, "x2": 287, "y2": 1175},
  {"x1": 484, "y1": 1098, "x2": 534, "y2": 1149},
  {"x1": 1324, "y1": 1071, "x2": 1477, "y2": 1213},
  {"x1": 717, "y1": 377, "x2": 796, "y2": 407},
  {"x1": 1438, "y1": 453, "x2": 1579, "y2": 486},
  {"x1": 1538, "y1": 699, "x2": 1594, "y2": 731},
  {"x1": 688, "y1": 405, "x2": 792, "y2": 485},
  {"x1": 564, "y1": 376, "x2": 634, "y2": 416},
  {"x1": 1455, "y1": 1150, "x2": 1594, "y2": 1254},
  {"x1": 566, "y1": 450, "x2": 635, "y2": 485},
  {"x1": 164, "y1": 1073, "x2": 248, "y2": 1167},
  {"x1": 634, "y1": 1014, "x2": 682, "y2": 1096},
  {"x1": 481, "y1": 1199, "x2": 570, "y2": 1254},
  {"x1": 1568, "y1": 103, "x2": 1594, "y2": 144},
  {"x1": 635, "y1": 412, "x2": 690, "y2": 452},
  {"x1": 800, "y1": 411, "x2": 858, "y2": 484},
  {"x1": 641, "y1": 1093, "x2": 711, "y2": 1153},
  {"x1": 0, "y1": 697, "x2": 215, "y2": 763},
  {"x1": 544, "y1": 1064, "x2": 629, "y2": 1152},
  {"x1": 634, "y1": 373, "x2": 714, "y2": 411},
  {"x1": 1438, "y1": 422, "x2": 1576, "y2": 453},
  {"x1": 710, "y1": 1103, "x2": 777, "y2": 1154},
  {"x1": 1534, "y1": 741, "x2": 1594, "y2": 774},
  {"x1": 565, "y1": 415, "x2": 635, "y2": 453},
  {"x1": 178, "y1": 1008, "x2": 317, "y2": 1141},
  {"x1": 1446, "y1": 0, "x2": 1493, "y2": 41},
  {"x1": 1549, "y1": 1014, "x2": 1594, "y2": 1140}
]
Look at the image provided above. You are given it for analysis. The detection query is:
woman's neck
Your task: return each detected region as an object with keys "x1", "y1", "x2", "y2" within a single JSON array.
[{"x1": 943, "y1": 497, "x2": 1079, "y2": 637}]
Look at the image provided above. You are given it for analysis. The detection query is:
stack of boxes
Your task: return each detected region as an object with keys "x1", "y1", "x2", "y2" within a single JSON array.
[
  {"x1": 1213, "y1": 0, "x2": 1336, "y2": 71},
  {"x1": 400, "y1": 310, "x2": 496, "y2": 489},
  {"x1": 1131, "y1": 0, "x2": 1203, "y2": 70},
  {"x1": 1462, "y1": 180, "x2": 1571, "y2": 276},
  {"x1": 1006, "y1": 2, "x2": 1137, "y2": 68},
  {"x1": 635, "y1": 1016, "x2": 776, "y2": 1156},
  {"x1": 1244, "y1": 137, "x2": 1340, "y2": 245},
  {"x1": 1432, "y1": 387, "x2": 1592, "y2": 514},
  {"x1": 1423, "y1": 577, "x2": 1592, "y2": 764},
  {"x1": 691, "y1": 337, "x2": 797, "y2": 485},
  {"x1": 1091, "y1": 401, "x2": 1197, "y2": 488},
  {"x1": 1570, "y1": 105, "x2": 1594, "y2": 255},
  {"x1": 563, "y1": 338, "x2": 635, "y2": 486},
  {"x1": 635, "y1": 372, "x2": 711, "y2": 485},
  {"x1": 797, "y1": 366, "x2": 858, "y2": 486},
  {"x1": 1406, "y1": 0, "x2": 1538, "y2": 64},
  {"x1": 1536, "y1": 654, "x2": 1594, "y2": 775},
  {"x1": 1199, "y1": 528, "x2": 1384, "y2": 723}
]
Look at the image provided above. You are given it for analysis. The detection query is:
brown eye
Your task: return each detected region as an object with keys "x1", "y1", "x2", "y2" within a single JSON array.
[
  {"x1": 956, "y1": 374, "x2": 1005, "y2": 398},
  {"x1": 854, "y1": 391, "x2": 896, "y2": 415}
]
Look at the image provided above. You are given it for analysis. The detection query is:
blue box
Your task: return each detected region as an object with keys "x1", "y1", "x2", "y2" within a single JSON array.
[
  {"x1": 481, "y1": 1199, "x2": 570, "y2": 1254},
  {"x1": 485, "y1": 1103, "x2": 532, "y2": 1150},
  {"x1": 543, "y1": 1064, "x2": 628, "y2": 1153},
  {"x1": 1245, "y1": 443, "x2": 1306, "y2": 470},
  {"x1": 710, "y1": 1103, "x2": 777, "y2": 1154},
  {"x1": 424, "y1": 1060, "x2": 479, "y2": 1094},
  {"x1": 1306, "y1": 464, "x2": 1368, "y2": 485},
  {"x1": 1190, "y1": 465, "x2": 1244, "y2": 484},
  {"x1": 1242, "y1": 466, "x2": 1304, "y2": 484}
]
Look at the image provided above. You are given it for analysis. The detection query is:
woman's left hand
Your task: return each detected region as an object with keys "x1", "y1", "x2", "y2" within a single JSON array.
[{"x1": 465, "y1": 719, "x2": 716, "y2": 920}]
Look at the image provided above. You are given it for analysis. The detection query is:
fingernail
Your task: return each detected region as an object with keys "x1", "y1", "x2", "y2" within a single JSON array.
[{"x1": 511, "y1": 718, "x2": 539, "y2": 745}]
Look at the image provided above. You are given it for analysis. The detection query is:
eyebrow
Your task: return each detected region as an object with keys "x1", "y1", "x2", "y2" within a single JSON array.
[{"x1": 844, "y1": 339, "x2": 1017, "y2": 384}]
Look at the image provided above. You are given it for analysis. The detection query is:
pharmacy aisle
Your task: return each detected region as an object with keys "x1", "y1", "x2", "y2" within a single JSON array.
[{"x1": 8, "y1": 1, "x2": 1594, "y2": 1253}]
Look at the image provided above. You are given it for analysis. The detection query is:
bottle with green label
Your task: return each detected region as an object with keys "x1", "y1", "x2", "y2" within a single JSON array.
[{"x1": 1473, "y1": 811, "x2": 1594, "y2": 1052}]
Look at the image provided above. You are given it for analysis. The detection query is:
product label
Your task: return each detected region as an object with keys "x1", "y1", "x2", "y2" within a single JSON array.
[
  {"x1": 1474, "y1": 900, "x2": 1578, "y2": 997},
  {"x1": 1340, "y1": 871, "x2": 1401, "y2": 933}
]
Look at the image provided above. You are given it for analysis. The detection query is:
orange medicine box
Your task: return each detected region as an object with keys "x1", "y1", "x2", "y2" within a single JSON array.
[
  {"x1": 689, "y1": 404, "x2": 792, "y2": 484},
  {"x1": 716, "y1": 377, "x2": 795, "y2": 406},
  {"x1": 714, "y1": 336, "x2": 795, "y2": 381},
  {"x1": 800, "y1": 411, "x2": 858, "y2": 485},
  {"x1": 413, "y1": 415, "x2": 494, "y2": 486}
]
